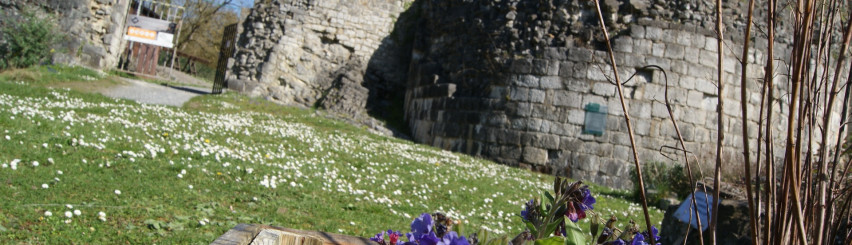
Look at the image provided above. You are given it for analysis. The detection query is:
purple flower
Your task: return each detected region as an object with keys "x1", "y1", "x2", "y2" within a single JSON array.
[
  {"x1": 631, "y1": 233, "x2": 645, "y2": 245},
  {"x1": 520, "y1": 199, "x2": 534, "y2": 222},
  {"x1": 411, "y1": 213, "x2": 434, "y2": 238},
  {"x1": 603, "y1": 239, "x2": 626, "y2": 245},
  {"x1": 579, "y1": 187, "x2": 596, "y2": 211},
  {"x1": 566, "y1": 186, "x2": 596, "y2": 222},
  {"x1": 417, "y1": 231, "x2": 441, "y2": 245},
  {"x1": 638, "y1": 226, "x2": 661, "y2": 245},
  {"x1": 438, "y1": 231, "x2": 470, "y2": 245},
  {"x1": 370, "y1": 231, "x2": 386, "y2": 244}
]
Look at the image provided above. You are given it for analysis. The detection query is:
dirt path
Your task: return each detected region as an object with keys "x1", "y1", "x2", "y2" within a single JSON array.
[{"x1": 102, "y1": 77, "x2": 210, "y2": 107}]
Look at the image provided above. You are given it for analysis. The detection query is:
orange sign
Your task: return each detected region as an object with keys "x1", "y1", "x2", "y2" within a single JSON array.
[{"x1": 127, "y1": 27, "x2": 157, "y2": 40}]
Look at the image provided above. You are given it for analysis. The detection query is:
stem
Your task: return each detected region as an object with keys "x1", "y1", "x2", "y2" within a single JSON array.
[
  {"x1": 661, "y1": 65, "x2": 705, "y2": 245},
  {"x1": 591, "y1": 1, "x2": 654, "y2": 244},
  {"x1": 738, "y1": 0, "x2": 760, "y2": 243},
  {"x1": 710, "y1": 0, "x2": 725, "y2": 243},
  {"x1": 762, "y1": 0, "x2": 776, "y2": 243},
  {"x1": 815, "y1": 7, "x2": 852, "y2": 245}
]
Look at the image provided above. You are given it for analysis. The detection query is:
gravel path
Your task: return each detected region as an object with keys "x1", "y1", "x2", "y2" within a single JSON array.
[{"x1": 103, "y1": 77, "x2": 210, "y2": 107}]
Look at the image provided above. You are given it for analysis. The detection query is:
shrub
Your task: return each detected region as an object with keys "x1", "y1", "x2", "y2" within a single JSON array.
[
  {"x1": 0, "y1": 9, "x2": 61, "y2": 70},
  {"x1": 630, "y1": 162, "x2": 694, "y2": 205}
]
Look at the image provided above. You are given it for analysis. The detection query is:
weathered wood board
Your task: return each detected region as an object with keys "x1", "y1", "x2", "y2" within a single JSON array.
[{"x1": 212, "y1": 224, "x2": 374, "y2": 245}]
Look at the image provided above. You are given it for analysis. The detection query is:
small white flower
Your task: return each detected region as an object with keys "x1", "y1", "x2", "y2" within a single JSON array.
[
  {"x1": 47, "y1": 158, "x2": 54, "y2": 164},
  {"x1": 4, "y1": 135, "x2": 9, "y2": 140},
  {"x1": 57, "y1": 170, "x2": 63, "y2": 175},
  {"x1": 349, "y1": 221, "x2": 355, "y2": 225},
  {"x1": 44, "y1": 211, "x2": 53, "y2": 217},
  {"x1": 32, "y1": 161, "x2": 39, "y2": 167},
  {"x1": 73, "y1": 210, "x2": 81, "y2": 216},
  {"x1": 177, "y1": 174, "x2": 183, "y2": 178},
  {"x1": 98, "y1": 211, "x2": 106, "y2": 222},
  {"x1": 64, "y1": 219, "x2": 72, "y2": 224},
  {"x1": 1, "y1": 164, "x2": 6, "y2": 168},
  {"x1": 188, "y1": 185, "x2": 193, "y2": 189},
  {"x1": 65, "y1": 204, "x2": 73, "y2": 209},
  {"x1": 64, "y1": 211, "x2": 73, "y2": 218},
  {"x1": 41, "y1": 184, "x2": 49, "y2": 189},
  {"x1": 114, "y1": 189, "x2": 121, "y2": 195},
  {"x1": 290, "y1": 182, "x2": 297, "y2": 187}
]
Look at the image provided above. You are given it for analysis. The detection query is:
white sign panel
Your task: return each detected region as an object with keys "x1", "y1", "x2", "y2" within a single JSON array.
[{"x1": 124, "y1": 15, "x2": 176, "y2": 48}]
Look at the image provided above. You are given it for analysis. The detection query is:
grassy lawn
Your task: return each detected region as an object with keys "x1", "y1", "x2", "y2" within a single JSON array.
[{"x1": 0, "y1": 66, "x2": 663, "y2": 244}]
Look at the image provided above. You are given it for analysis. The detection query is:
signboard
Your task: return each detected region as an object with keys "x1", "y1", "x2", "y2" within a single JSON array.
[
  {"x1": 672, "y1": 192, "x2": 716, "y2": 231},
  {"x1": 583, "y1": 103, "x2": 607, "y2": 136},
  {"x1": 124, "y1": 15, "x2": 176, "y2": 48}
]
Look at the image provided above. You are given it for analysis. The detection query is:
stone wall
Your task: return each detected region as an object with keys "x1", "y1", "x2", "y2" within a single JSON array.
[
  {"x1": 230, "y1": 0, "x2": 844, "y2": 189},
  {"x1": 403, "y1": 0, "x2": 839, "y2": 189},
  {"x1": 0, "y1": 0, "x2": 129, "y2": 69},
  {"x1": 228, "y1": 0, "x2": 414, "y2": 126}
]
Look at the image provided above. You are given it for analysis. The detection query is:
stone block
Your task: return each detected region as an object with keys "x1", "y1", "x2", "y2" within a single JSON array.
[
  {"x1": 567, "y1": 109, "x2": 585, "y2": 125},
  {"x1": 645, "y1": 26, "x2": 663, "y2": 40},
  {"x1": 568, "y1": 48, "x2": 593, "y2": 62},
  {"x1": 695, "y1": 78, "x2": 717, "y2": 95},
  {"x1": 629, "y1": 101, "x2": 652, "y2": 119},
  {"x1": 573, "y1": 154, "x2": 599, "y2": 172},
  {"x1": 514, "y1": 74, "x2": 540, "y2": 87},
  {"x1": 613, "y1": 145, "x2": 632, "y2": 160},
  {"x1": 559, "y1": 61, "x2": 576, "y2": 78},
  {"x1": 613, "y1": 37, "x2": 633, "y2": 53},
  {"x1": 540, "y1": 76, "x2": 563, "y2": 89},
  {"x1": 686, "y1": 90, "x2": 703, "y2": 108},
  {"x1": 652, "y1": 42, "x2": 666, "y2": 57},
  {"x1": 510, "y1": 87, "x2": 530, "y2": 101},
  {"x1": 634, "y1": 119, "x2": 651, "y2": 135},
  {"x1": 530, "y1": 89, "x2": 546, "y2": 103},
  {"x1": 523, "y1": 146, "x2": 548, "y2": 165},
  {"x1": 582, "y1": 94, "x2": 607, "y2": 106},
  {"x1": 671, "y1": 60, "x2": 689, "y2": 74},
  {"x1": 532, "y1": 59, "x2": 551, "y2": 75},
  {"x1": 630, "y1": 25, "x2": 646, "y2": 39},
  {"x1": 552, "y1": 90, "x2": 579, "y2": 108},
  {"x1": 587, "y1": 65, "x2": 612, "y2": 82},
  {"x1": 502, "y1": 146, "x2": 523, "y2": 160},
  {"x1": 633, "y1": 39, "x2": 653, "y2": 55},
  {"x1": 664, "y1": 44, "x2": 685, "y2": 60},
  {"x1": 592, "y1": 82, "x2": 616, "y2": 97},
  {"x1": 699, "y1": 49, "x2": 719, "y2": 67},
  {"x1": 652, "y1": 101, "x2": 669, "y2": 118}
]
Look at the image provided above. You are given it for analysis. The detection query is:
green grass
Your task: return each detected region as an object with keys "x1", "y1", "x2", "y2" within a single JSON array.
[{"x1": 0, "y1": 66, "x2": 663, "y2": 243}]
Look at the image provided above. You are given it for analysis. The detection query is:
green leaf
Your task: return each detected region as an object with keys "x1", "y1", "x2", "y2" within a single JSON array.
[
  {"x1": 543, "y1": 218, "x2": 563, "y2": 237},
  {"x1": 563, "y1": 220, "x2": 586, "y2": 245},
  {"x1": 524, "y1": 221, "x2": 538, "y2": 235},
  {"x1": 544, "y1": 191, "x2": 555, "y2": 203},
  {"x1": 533, "y1": 236, "x2": 565, "y2": 245}
]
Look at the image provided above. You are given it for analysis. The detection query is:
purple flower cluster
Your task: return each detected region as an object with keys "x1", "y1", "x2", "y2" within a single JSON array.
[
  {"x1": 566, "y1": 186, "x2": 596, "y2": 222},
  {"x1": 599, "y1": 226, "x2": 660, "y2": 245},
  {"x1": 370, "y1": 213, "x2": 470, "y2": 245}
]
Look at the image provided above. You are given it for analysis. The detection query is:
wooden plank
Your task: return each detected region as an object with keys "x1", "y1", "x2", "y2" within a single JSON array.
[
  {"x1": 212, "y1": 224, "x2": 374, "y2": 245},
  {"x1": 250, "y1": 229, "x2": 325, "y2": 245},
  {"x1": 263, "y1": 226, "x2": 374, "y2": 245},
  {"x1": 211, "y1": 223, "x2": 263, "y2": 245},
  {"x1": 250, "y1": 229, "x2": 284, "y2": 245}
]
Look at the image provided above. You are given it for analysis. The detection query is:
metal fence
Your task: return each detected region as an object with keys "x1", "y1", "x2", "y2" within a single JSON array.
[{"x1": 213, "y1": 23, "x2": 238, "y2": 94}]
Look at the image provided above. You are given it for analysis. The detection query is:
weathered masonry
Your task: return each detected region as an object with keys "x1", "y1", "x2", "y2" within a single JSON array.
[{"x1": 230, "y1": 0, "x2": 844, "y2": 189}]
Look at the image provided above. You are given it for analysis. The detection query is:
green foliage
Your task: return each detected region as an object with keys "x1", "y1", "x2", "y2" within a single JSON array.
[
  {"x1": 631, "y1": 162, "x2": 693, "y2": 206},
  {"x1": 0, "y1": 9, "x2": 61, "y2": 70}
]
